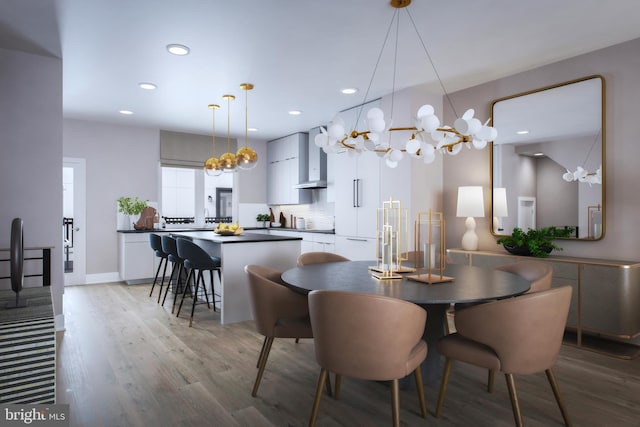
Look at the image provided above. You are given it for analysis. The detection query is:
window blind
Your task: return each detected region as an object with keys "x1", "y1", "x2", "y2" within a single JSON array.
[{"x1": 160, "y1": 130, "x2": 237, "y2": 168}]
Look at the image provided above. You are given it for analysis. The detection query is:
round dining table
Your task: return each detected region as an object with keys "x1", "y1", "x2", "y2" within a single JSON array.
[{"x1": 281, "y1": 260, "x2": 531, "y2": 384}]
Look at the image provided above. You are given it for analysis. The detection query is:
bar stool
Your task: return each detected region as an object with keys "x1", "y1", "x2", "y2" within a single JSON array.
[
  {"x1": 149, "y1": 233, "x2": 169, "y2": 302},
  {"x1": 160, "y1": 235, "x2": 188, "y2": 313},
  {"x1": 175, "y1": 238, "x2": 222, "y2": 327}
]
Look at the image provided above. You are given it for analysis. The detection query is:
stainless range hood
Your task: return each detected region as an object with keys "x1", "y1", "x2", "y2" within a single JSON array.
[{"x1": 294, "y1": 127, "x2": 327, "y2": 189}]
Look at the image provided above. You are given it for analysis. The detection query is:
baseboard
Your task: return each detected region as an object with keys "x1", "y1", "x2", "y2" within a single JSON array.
[{"x1": 84, "y1": 272, "x2": 122, "y2": 284}]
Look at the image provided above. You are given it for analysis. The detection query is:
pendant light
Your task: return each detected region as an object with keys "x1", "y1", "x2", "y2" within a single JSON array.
[
  {"x1": 236, "y1": 83, "x2": 258, "y2": 170},
  {"x1": 204, "y1": 103, "x2": 222, "y2": 176},
  {"x1": 219, "y1": 94, "x2": 238, "y2": 173}
]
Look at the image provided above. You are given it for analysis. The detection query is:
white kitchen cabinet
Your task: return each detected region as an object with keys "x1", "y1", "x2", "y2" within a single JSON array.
[
  {"x1": 118, "y1": 232, "x2": 163, "y2": 284},
  {"x1": 267, "y1": 133, "x2": 310, "y2": 205},
  {"x1": 269, "y1": 229, "x2": 335, "y2": 254},
  {"x1": 333, "y1": 149, "x2": 380, "y2": 260}
]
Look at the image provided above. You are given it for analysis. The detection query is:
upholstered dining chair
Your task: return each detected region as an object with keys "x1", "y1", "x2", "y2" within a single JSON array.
[
  {"x1": 175, "y1": 238, "x2": 222, "y2": 327},
  {"x1": 435, "y1": 286, "x2": 572, "y2": 427},
  {"x1": 149, "y1": 233, "x2": 169, "y2": 302},
  {"x1": 481, "y1": 261, "x2": 553, "y2": 392},
  {"x1": 296, "y1": 251, "x2": 350, "y2": 266},
  {"x1": 244, "y1": 264, "x2": 314, "y2": 397},
  {"x1": 307, "y1": 290, "x2": 428, "y2": 427}
]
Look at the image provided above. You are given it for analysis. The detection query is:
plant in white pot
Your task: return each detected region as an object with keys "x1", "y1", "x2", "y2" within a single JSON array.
[
  {"x1": 117, "y1": 196, "x2": 149, "y2": 229},
  {"x1": 256, "y1": 213, "x2": 270, "y2": 228}
]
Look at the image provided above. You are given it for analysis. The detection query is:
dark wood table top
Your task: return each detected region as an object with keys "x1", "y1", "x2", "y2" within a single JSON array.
[{"x1": 281, "y1": 260, "x2": 531, "y2": 305}]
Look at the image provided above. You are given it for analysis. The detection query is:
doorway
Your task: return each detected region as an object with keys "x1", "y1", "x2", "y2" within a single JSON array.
[
  {"x1": 216, "y1": 188, "x2": 232, "y2": 218},
  {"x1": 517, "y1": 196, "x2": 536, "y2": 231},
  {"x1": 63, "y1": 158, "x2": 86, "y2": 285}
]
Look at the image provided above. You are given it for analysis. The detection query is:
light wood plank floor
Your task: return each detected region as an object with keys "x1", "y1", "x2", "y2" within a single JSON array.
[{"x1": 56, "y1": 283, "x2": 640, "y2": 427}]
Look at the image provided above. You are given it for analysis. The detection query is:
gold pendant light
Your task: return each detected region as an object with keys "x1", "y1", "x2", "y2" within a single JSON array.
[
  {"x1": 236, "y1": 83, "x2": 258, "y2": 170},
  {"x1": 204, "y1": 103, "x2": 222, "y2": 176},
  {"x1": 219, "y1": 94, "x2": 238, "y2": 172}
]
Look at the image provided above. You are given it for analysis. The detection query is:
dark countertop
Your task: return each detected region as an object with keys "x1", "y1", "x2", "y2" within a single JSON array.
[
  {"x1": 171, "y1": 231, "x2": 302, "y2": 244},
  {"x1": 118, "y1": 227, "x2": 334, "y2": 234}
]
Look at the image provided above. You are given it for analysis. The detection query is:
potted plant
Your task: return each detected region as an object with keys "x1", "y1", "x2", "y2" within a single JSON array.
[
  {"x1": 496, "y1": 226, "x2": 575, "y2": 258},
  {"x1": 117, "y1": 196, "x2": 149, "y2": 229},
  {"x1": 256, "y1": 213, "x2": 270, "y2": 228}
]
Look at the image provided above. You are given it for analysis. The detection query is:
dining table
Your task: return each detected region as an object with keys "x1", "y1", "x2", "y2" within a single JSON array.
[{"x1": 281, "y1": 260, "x2": 531, "y2": 384}]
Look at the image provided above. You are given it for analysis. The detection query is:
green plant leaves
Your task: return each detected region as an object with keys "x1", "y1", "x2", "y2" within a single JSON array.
[
  {"x1": 117, "y1": 196, "x2": 149, "y2": 216},
  {"x1": 496, "y1": 226, "x2": 575, "y2": 258}
]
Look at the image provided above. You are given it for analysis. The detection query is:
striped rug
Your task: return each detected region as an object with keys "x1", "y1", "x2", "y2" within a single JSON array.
[{"x1": 0, "y1": 316, "x2": 56, "y2": 404}]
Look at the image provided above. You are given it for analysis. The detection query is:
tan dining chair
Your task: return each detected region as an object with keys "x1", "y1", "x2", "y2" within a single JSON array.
[
  {"x1": 307, "y1": 290, "x2": 428, "y2": 427},
  {"x1": 483, "y1": 261, "x2": 554, "y2": 391},
  {"x1": 297, "y1": 251, "x2": 350, "y2": 266},
  {"x1": 435, "y1": 286, "x2": 572, "y2": 427},
  {"x1": 244, "y1": 264, "x2": 314, "y2": 397}
]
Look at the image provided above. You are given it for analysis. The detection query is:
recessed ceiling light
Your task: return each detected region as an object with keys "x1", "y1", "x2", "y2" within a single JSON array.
[
  {"x1": 288, "y1": 110, "x2": 302, "y2": 116},
  {"x1": 248, "y1": 127, "x2": 258, "y2": 132},
  {"x1": 139, "y1": 82, "x2": 157, "y2": 90},
  {"x1": 341, "y1": 88, "x2": 358, "y2": 95},
  {"x1": 533, "y1": 152, "x2": 544, "y2": 156},
  {"x1": 166, "y1": 44, "x2": 190, "y2": 56},
  {"x1": 516, "y1": 130, "x2": 529, "y2": 135},
  {"x1": 119, "y1": 110, "x2": 133, "y2": 115}
]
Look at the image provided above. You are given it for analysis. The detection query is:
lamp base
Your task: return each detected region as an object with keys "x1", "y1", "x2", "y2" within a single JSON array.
[{"x1": 461, "y1": 216, "x2": 479, "y2": 251}]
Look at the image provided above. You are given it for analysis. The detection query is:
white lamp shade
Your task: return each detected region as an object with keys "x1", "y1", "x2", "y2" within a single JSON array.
[
  {"x1": 493, "y1": 187, "x2": 508, "y2": 217},
  {"x1": 456, "y1": 186, "x2": 485, "y2": 218}
]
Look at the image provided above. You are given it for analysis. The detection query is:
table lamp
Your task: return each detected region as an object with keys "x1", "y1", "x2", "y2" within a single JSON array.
[
  {"x1": 456, "y1": 186, "x2": 484, "y2": 251},
  {"x1": 493, "y1": 187, "x2": 508, "y2": 233}
]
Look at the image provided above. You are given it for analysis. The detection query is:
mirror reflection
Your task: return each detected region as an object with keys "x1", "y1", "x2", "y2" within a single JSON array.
[{"x1": 491, "y1": 75, "x2": 604, "y2": 240}]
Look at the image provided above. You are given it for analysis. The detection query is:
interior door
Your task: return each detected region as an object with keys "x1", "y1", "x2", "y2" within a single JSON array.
[{"x1": 63, "y1": 157, "x2": 86, "y2": 285}]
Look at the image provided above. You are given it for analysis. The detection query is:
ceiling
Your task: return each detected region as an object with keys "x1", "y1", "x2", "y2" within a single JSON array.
[{"x1": 2, "y1": 0, "x2": 640, "y2": 141}]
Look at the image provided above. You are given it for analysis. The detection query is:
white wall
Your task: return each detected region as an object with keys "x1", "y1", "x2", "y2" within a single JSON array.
[
  {"x1": 0, "y1": 48, "x2": 63, "y2": 326},
  {"x1": 63, "y1": 119, "x2": 159, "y2": 275},
  {"x1": 444, "y1": 37, "x2": 640, "y2": 261}
]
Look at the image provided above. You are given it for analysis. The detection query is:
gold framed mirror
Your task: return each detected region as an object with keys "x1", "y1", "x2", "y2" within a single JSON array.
[{"x1": 490, "y1": 75, "x2": 605, "y2": 240}]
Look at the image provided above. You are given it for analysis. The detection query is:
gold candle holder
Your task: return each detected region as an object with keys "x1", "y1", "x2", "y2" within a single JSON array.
[
  {"x1": 406, "y1": 209, "x2": 454, "y2": 284},
  {"x1": 370, "y1": 198, "x2": 413, "y2": 280}
]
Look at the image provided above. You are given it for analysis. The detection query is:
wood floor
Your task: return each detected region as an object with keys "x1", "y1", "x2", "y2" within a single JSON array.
[{"x1": 56, "y1": 282, "x2": 640, "y2": 427}]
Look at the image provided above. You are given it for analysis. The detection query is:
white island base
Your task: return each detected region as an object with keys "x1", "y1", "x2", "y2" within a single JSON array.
[{"x1": 177, "y1": 232, "x2": 302, "y2": 324}]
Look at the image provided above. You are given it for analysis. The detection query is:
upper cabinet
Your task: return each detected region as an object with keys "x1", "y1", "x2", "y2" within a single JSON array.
[{"x1": 267, "y1": 133, "x2": 311, "y2": 205}]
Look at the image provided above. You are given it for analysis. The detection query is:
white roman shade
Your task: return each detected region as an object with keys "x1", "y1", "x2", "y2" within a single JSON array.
[{"x1": 160, "y1": 130, "x2": 237, "y2": 168}]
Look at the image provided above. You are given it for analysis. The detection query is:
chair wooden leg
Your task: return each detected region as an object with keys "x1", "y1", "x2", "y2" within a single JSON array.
[
  {"x1": 325, "y1": 371, "x2": 333, "y2": 397},
  {"x1": 308, "y1": 368, "x2": 327, "y2": 427},
  {"x1": 150, "y1": 257, "x2": 164, "y2": 297},
  {"x1": 488, "y1": 369, "x2": 495, "y2": 393},
  {"x1": 390, "y1": 378, "x2": 400, "y2": 427},
  {"x1": 201, "y1": 270, "x2": 211, "y2": 309},
  {"x1": 546, "y1": 368, "x2": 572, "y2": 426},
  {"x1": 162, "y1": 262, "x2": 176, "y2": 306},
  {"x1": 188, "y1": 270, "x2": 201, "y2": 327},
  {"x1": 172, "y1": 264, "x2": 186, "y2": 313},
  {"x1": 257, "y1": 337, "x2": 268, "y2": 368},
  {"x1": 175, "y1": 267, "x2": 193, "y2": 317},
  {"x1": 414, "y1": 366, "x2": 427, "y2": 418},
  {"x1": 334, "y1": 374, "x2": 341, "y2": 400},
  {"x1": 435, "y1": 358, "x2": 453, "y2": 418},
  {"x1": 157, "y1": 258, "x2": 169, "y2": 303},
  {"x1": 252, "y1": 336, "x2": 274, "y2": 397},
  {"x1": 505, "y1": 373, "x2": 524, "y2": 427}
]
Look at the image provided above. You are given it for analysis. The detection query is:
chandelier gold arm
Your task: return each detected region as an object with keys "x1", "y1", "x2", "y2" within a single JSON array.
[{"x1": 338, "y1": 126, "x2": 470, "y2": 154}]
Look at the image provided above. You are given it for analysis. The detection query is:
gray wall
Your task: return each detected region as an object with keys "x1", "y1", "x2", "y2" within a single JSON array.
[
  {"x1": 0, "y1": 48, "x2": 63, "y2": 325},
  {"x1": 444, "y1": 37, "x2": 640, "y2": 260},
  {"x1": 536, "y1": 157, "x2": 578, "y2": 230}
]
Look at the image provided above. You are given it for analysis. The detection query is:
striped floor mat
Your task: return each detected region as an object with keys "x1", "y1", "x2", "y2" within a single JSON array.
[{"x1": 0, "y1": 316, "x2": 56, "y2": 404}]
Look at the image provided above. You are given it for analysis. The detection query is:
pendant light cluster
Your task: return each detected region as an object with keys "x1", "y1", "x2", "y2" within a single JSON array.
[{"x1": 204, "y1": 83, "x2": 258, "y2": 176}]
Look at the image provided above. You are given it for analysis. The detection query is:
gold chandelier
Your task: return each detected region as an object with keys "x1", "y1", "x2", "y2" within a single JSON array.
[
  {"x1": 314, "y1": 0, "x2": 497, "y2": 168},
  {"x1": 204, "y1": 83, "x2": 258, "y2": 175}
]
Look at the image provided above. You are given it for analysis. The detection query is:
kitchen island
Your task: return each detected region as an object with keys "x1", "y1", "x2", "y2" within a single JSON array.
[{"x1": 170, "y1": 231, "x2": 302, "y2": 324}]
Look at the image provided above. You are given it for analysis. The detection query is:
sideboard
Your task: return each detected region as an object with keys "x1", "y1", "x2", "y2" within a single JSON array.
[{"x1": 447, "y1": 249, "x2": 640, "y2": 359}]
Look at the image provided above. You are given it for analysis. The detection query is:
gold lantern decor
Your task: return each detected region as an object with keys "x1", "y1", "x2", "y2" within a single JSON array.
[
  {"x1": 370, "y1": 198, "x2": 414, "y2": 280},
  {"x1": 406, "y1": 209, "x2": 454, "y2": 284}
]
